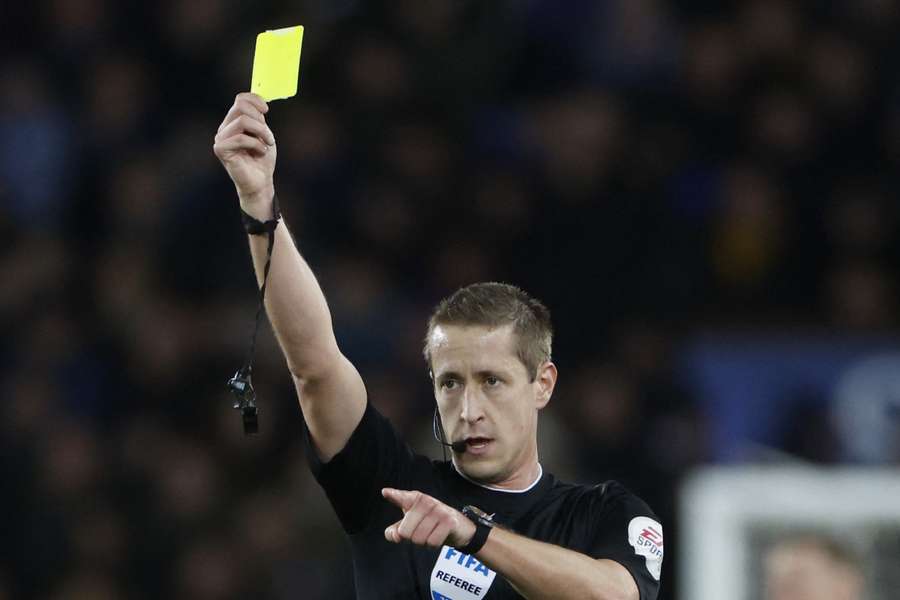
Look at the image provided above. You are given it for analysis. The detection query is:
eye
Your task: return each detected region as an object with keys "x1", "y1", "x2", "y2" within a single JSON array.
[
  {"x1": 485, "y1": 375, "x2": 501, "y2": 387},
  {"x1": 440, "y1": 378, "x2": 459, "y2": 390}
]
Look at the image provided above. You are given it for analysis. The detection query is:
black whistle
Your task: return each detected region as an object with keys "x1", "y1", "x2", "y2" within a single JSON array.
[{"x1": 227, "y1": 369, "x2": 259, "y2": 434}]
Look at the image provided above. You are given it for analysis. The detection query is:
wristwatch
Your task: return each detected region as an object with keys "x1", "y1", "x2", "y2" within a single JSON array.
[{"x1": 456, "y1": 505, "x2": 494, "y2": 555}]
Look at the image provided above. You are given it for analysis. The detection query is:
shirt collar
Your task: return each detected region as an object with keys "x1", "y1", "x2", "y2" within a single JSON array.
[{"x1": 452, "y1": 462, "x2": 544, "y2": 494}]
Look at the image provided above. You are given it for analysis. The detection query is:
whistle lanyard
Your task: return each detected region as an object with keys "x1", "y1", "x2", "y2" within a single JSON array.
[{"x1": 227, "y1": 195, "x2": 281, "y2": 434}]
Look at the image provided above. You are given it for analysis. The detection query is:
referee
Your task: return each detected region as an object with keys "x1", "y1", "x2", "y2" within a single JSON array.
[{"x1": 214, "y1": 92, "x2": 663, "y2": 600}]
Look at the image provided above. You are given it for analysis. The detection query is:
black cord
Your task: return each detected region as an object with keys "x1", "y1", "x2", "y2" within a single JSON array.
[
  {"x1": 227, "y1": 197, "x2": 282, "y2": 435},
  {"x1": 243, "y1": 226, "x2": 277, "y2": 372},
  {"x1": 433, "y1": 408, "x2": 449, "y2": 462}
]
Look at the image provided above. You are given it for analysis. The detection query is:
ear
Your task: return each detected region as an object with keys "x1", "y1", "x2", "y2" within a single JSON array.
[{"x1": 534, "y1": 361, "x2": 557, "y2": 410}]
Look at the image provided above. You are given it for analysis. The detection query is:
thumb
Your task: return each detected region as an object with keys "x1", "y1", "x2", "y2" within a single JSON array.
[
  {"x1": 382, "y1": 488, "x2": 419, "y2": 512},
  {"x1": 384, "y1": 519, "x2": 403, "y2": 543}
]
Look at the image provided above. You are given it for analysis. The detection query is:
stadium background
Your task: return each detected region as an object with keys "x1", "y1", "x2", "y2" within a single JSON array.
[{"x1": 2, "y1": 0, "x2": 899, "y2": 598}]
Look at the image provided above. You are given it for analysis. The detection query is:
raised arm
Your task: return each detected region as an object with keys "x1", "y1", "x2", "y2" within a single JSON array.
[{"x1": 213, "y1": 92, "x2": 366, "y2": 460}]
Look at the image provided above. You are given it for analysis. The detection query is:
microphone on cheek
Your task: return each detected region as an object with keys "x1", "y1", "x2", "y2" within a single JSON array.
[
  {"x1": 448, "y1": 439, "x2": 468, "y2": 453},
  {"x1": 433, "y1": 408, "x2": 468, "y2": 454},
  {"x1": 434, "y1": 432, "x2": 468, "y2": 453}
]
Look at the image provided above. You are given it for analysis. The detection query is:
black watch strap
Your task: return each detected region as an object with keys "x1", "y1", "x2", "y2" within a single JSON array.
[
  {"x1": 240, "y1": 195, "x2": 281, "y2": 235},
  {"x1": 456, "y1": 506, "x2": 493, "y2": 555}
]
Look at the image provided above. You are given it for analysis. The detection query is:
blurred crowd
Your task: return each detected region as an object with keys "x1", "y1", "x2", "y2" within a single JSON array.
[{"x1": 2, "y1": 0, "x2": 899, "y2": 598}]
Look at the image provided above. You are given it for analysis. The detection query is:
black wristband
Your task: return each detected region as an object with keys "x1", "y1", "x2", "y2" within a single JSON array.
[
  {"x1": 455, "y1": 520, "x2": 491, "y2": 556},
  {"x1": 456, "y1": 506, "x2": 494, "y2": 555},
  {"x1": 240, "y1": 195, "x2": 281, "y2": 235}
]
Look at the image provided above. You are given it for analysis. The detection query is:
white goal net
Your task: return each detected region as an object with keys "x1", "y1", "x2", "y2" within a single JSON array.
[{"x1": 679, "y1": 467, "x2": 900, "y2": 600}]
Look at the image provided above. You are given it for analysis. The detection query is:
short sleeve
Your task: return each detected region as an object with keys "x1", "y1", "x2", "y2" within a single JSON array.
[
  {"x1": 587, "y1": 482, "x2": 663, "y2": 600},
  {"x1": 302, "y1": 402, "x2": 416, "y2": 534}
]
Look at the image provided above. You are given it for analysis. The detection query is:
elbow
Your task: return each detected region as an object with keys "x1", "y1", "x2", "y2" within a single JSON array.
[
  {"x1": 613, "y1": 578, "x2": 640, "y2": 600},
  {"x1": 288, "y1": 346, "x2": 344, "y2": 385},
  {"x1": 589, "y1": 560, "x2": 639, "y2": 600},
  {"x1": 279, "y1": 326, "x2": 342, "y2": 382}
]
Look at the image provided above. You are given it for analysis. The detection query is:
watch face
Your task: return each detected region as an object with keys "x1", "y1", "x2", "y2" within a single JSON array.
[{"x1": 464, "y1": 505, "x2": 493, "y2": 525}]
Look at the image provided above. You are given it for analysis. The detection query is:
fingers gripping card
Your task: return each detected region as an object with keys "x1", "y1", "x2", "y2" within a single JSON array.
[{"x1": 251, "y1": 25, "x2": 304, "y2": 101}]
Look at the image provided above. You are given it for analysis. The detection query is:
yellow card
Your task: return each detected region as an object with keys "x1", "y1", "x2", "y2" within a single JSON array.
[{"x1": 250, "y1": 25, "x2": 304, "y2": 102}]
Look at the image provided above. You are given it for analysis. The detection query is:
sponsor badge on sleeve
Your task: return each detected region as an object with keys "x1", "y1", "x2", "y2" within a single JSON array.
[{"x1": 628, "y1": 516, "x2": 664, "y2": 581}]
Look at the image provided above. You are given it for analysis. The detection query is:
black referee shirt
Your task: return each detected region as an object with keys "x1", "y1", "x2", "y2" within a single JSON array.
[{"x1": 303, "y1": 403, "x2": 663, "y2": 600}]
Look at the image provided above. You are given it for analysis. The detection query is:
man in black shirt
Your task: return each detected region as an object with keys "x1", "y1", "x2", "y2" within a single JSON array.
[{"x1": 214, "y1": 93, "x2": 663, "y2": 599}]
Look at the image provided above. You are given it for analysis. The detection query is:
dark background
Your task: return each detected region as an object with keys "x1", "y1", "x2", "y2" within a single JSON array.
[{"x1": 2, "y1": 0, "x2": 899, "y2": 598}]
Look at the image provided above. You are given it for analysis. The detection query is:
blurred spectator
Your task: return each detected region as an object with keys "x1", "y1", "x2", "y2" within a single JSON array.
[
  {"x1": 763, "y1": 533, "x2": 864, "y2": 600},
  {"x1": 0, "y1": 60, "x2": 73, "y2": 228},
  {"x1": 711, "y1": 163, "x2": 786, "y2": 297}
]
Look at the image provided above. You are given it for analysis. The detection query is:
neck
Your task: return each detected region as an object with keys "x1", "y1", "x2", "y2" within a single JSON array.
[{"x1": 453, "y1": 459, "x2": 543, "y2": 493}]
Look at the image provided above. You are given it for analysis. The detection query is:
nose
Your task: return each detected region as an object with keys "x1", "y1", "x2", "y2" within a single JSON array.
[{"x1": 459, "y1": 386, "x2": 485, "y2": 424}]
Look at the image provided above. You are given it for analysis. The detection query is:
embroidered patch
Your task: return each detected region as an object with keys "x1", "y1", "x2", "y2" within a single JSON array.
[
  {"x1": 628, "y1": 516, "x2": 664, "y2": 581},
  {"x1": 430, "y1": 546, "x2": 497, "y2": 600}
]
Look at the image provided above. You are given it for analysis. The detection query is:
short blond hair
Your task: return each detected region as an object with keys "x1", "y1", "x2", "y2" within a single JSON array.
[{"x1": 423, "y1": 282, "x2": 553, "y2": 380}]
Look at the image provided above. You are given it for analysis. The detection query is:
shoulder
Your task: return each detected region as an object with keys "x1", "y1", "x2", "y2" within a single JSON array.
[
  {"x1": 557, "y1": 480, "x2": 665, "y2": 584},
  {"x1": 547, "y1": 479, "x2": 657, "y2": 522},
  {"x1": 594, "y1": 480, "x2": 655, "y2": 512},
  {"x1": 593, "y1": 481, "x2": 658, "y2": 523}
]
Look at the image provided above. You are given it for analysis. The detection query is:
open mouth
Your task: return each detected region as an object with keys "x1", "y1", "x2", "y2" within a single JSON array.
[{"x1": 463, "y1": 437, "x2": 493, "y2": 454}]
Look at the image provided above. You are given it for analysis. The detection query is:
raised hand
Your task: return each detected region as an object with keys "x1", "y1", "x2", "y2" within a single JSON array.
[
  {"x1": 382, "y1": 488, "x2": 476, "y2": 549},
  {"x1": 213, "y1": 92, "x2": 277, "y2": 211}
]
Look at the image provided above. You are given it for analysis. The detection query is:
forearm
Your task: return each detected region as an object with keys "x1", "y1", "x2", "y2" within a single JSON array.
[
  {"x1": 477, "y1": 528, "x2": 637, "y2": 600},
  {"x1": 243, "y1": 194, "x2": 339, "y2": 378}
]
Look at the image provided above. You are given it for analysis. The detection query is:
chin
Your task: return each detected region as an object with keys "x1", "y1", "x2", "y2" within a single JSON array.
[{"x1": 457, "y1": 457, "x2": 503, "y2": 483}]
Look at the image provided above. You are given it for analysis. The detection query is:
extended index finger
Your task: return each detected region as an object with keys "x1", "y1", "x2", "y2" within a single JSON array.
[{"x1": 382, "y1": 488, "x2": 420, "y2": 512}]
